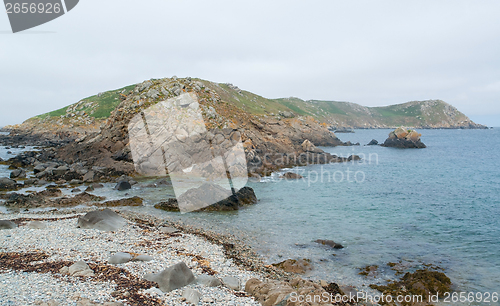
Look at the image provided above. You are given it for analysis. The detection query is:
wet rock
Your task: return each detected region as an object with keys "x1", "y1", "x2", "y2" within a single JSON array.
[
  {"x1": 359, "y1": 265, "x2": 378, "y2": 277},
  {"x1": 348, "y1": 155, "x2": 361, "y2": 161},
  {"x1": 272, "y1": 259, "x2": 312, "y2": 274},
  {"x1": 101, "y1": 196, "x2": 143, "y2": 207},
  {"x1": 382, "y1": 127, "x2": 426, "y2": 148},
  {"x1": 196, "y1": 274, "x2": 222, "y2": 287},
  {"x1": 108, "y1": 252, "x2": 133, "y2": 264},
  {"x1": 54, "y1": 192, "x2": 105, "y2": 207},
  {"x1": 77, "y1": 209, "x2": 127, "y2": 231},
  {"x1": 144, "y1": 261, "x2": 195, "y2": 293},
  {"x1": 0, "y1": 220, "x2": 17, "y2": 229},
  {"x1": 367, "y1": 139, "x2": 379, "y2": 146},
  {"x1": 182, "y1": 288, "x2": 202, "y2": 305},
  {"x1": 28, "y1": 221, "x2": 46, "y2": 229},
  {"x1": 245, "y1": 277, "x2": 332, "y2": 306},
  {"x1": 71, "y1": 188, "x2": 81, "y2": 193},
  {"x1": 144, "y1": 178, "x2": 171, "y2": 188},
  {"x1": 281, "y1": 172, "x2": 303, "y2": 179},
  {"x1": 154, "y1": 185, "x2": 257, "y2": 212},
  {"x1": 10, "y1": 169, "x2": 26, "y2": 179},
  {"x1": 0, "y1": 177, "x2": 17, "y2": 190},
  {"x1": 221, "y1": 276, "x2": 241, "y2": 290},
  {"x1": 315, "y1": 239, "x2": 344, "y2": 249},
  {"x1": 114, "y1": 181, "x2": 131, "y2": 191},
  {"x1": 370, "y1": 268, "x2": 451, "y2": 303}
]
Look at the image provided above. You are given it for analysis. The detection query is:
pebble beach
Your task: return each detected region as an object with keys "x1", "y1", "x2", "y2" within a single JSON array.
[{"x1": 0, "y1": 209, "x2": 263, "y2": 306}]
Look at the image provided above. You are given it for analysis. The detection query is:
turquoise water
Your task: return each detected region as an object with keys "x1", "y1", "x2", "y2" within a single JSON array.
[
  {"x1": 139, "y1": 129, "x2": 500, "y2": 303},
  {"x1": 2, "y1": 129, "x2": 499, "y2": 303}
]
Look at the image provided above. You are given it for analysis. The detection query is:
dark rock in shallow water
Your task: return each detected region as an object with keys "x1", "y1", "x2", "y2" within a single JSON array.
[
  {"x1": 370, "y1": 268, "x2": 451, "y2": 302},
  {"x1": 315, "y1": 239, "x2": 344, "y2": 249},
  {"x1": 272, "y1": 258, "x2": 312, "y2": 274},
  {"x1": 0, "y1": 220, "x2": 17, "y2": 229},
  {"x1": 145, "y1": 261, "x2": 195, "y2": 293},
  {"x1": 101, "y1": 196, "x2": 143, "y2": 207},
  {"x1": 114, "y1": 180, "x2": 131, "y2": 191},
  {"x1": 154, "y1": 185, "x2": 257, "y2": 212},
  {"x1": 367, "y1": 139, "x2": 379, "y2": 146},
  {"x1": 281, "y1": 172, "x2": 303, "y2": 179},
  {"x1": 77, "y1": 208, "x2": 127, "y2": 231}
]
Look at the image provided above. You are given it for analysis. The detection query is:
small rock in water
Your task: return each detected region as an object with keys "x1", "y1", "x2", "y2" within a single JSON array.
[
  {"x1": 71, "y1": 188, "x2": 81, "y2": 193},
  {"x1": 315, "y1": 239, "x2": 344, "y2": 249},
  {"x1": 0, "y1": 220, "x2": 17, "y2": 229},
  {"x1": 144, "y1": 261, "x2": 195, "y2": 293},
  {"x1": 10, "y1": 169, "x2": 26, "y2": 179},
  {"x1": 108, "y1": 252, "x2": 133, "y2": 264},
  {"x1": 28, "y1": 220, "x2": 46, "y2": 229},
  {"x1": 114, "y1": 181, "x2": 131, "y2": 191},
  {"x1": 182, "y1": 288, "x2": 202, "y2": 304}
]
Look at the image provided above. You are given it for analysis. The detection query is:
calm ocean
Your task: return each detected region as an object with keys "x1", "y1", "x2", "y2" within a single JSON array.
[{"x1": 1, "y1": 129, "x2": 499, "y2": 304}]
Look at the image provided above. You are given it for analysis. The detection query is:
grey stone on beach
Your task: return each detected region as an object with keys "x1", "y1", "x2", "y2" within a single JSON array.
[
  {"x1": 53, "y1": 166, "x2": 69, "y2": 176},
  {"x1": 144, "y1": 261, "x2": 195, "y2": 293},
  {"x1": 158, "y1": 226, "x2": 180, "y2": 234},
  {"x1": 133, "y1": 254, "x2": 154, "y2": 262},
  {"x1": 222, "y1": 276, "x2": 241, "y2": 290},
  {"x1": 83, "y1": 171, "x2": 95, "y2": 182},
  {"x1": 34, "y1": 300, "x2": 59, "y2": 306},
  {"x1": 0, "y1": 220, "x2": 17, "y2": 229},
  {"x1": 182, "y1": 288, "x2": 202, "y2": 304},
  {"x1": 28, "y1": 221, "x2": 46, "y2": 229},
  {"x1": 68, "y1": 261, "x2": 94, "y2": 277},
  {"x1": 196, "y1": 274, "x2": 222, "y2": 287},
  {"x1": 108, "y1": 252, "x2": 133, "y2": 264},
  {"x1": 77, "y1": 209, "x2": 127, "y2": 231}
]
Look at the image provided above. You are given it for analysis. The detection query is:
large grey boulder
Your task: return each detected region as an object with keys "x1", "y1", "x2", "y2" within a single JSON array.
[
  {"x1": 77, "y1": 209, "x2": 127, "y2": 231},
  {"x1": 53, "y1": 166, "x2": 69, "y2": 176},
  {"x1": 0, "y1": 220, "x2": 17, "y2": 229},
  {"x1": 144, "y1": 262, "x2": 195, "y2": 293}
]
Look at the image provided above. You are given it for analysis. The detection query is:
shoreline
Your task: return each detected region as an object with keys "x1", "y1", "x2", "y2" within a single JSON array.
[{"x1": 1, "y1": 207, "x2": 354, "y2": 306}]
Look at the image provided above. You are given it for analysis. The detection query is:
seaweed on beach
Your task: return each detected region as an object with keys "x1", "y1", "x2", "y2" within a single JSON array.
[{"x1": 0, "y1": 252, "x2": 163, "y2": 306}]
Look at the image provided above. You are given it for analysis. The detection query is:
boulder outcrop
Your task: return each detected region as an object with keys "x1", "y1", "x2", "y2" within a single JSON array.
[{"x1": 382, "y1": 127, "x2": 426, "y2": 148}]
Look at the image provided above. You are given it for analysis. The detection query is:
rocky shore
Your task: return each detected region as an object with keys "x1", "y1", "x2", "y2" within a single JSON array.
[{"x1": 0, "y1": 208, "x2": 359, "y2": 306}]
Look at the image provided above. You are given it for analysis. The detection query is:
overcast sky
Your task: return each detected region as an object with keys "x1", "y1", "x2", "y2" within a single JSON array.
[{"x1": 1, "y1": 0, "x2": 499, "y2": 126}]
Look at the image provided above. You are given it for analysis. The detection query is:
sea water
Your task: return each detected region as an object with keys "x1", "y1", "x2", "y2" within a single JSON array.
[{"x1": 1, "y1": 129, "x2": 499, "y2": 304}]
